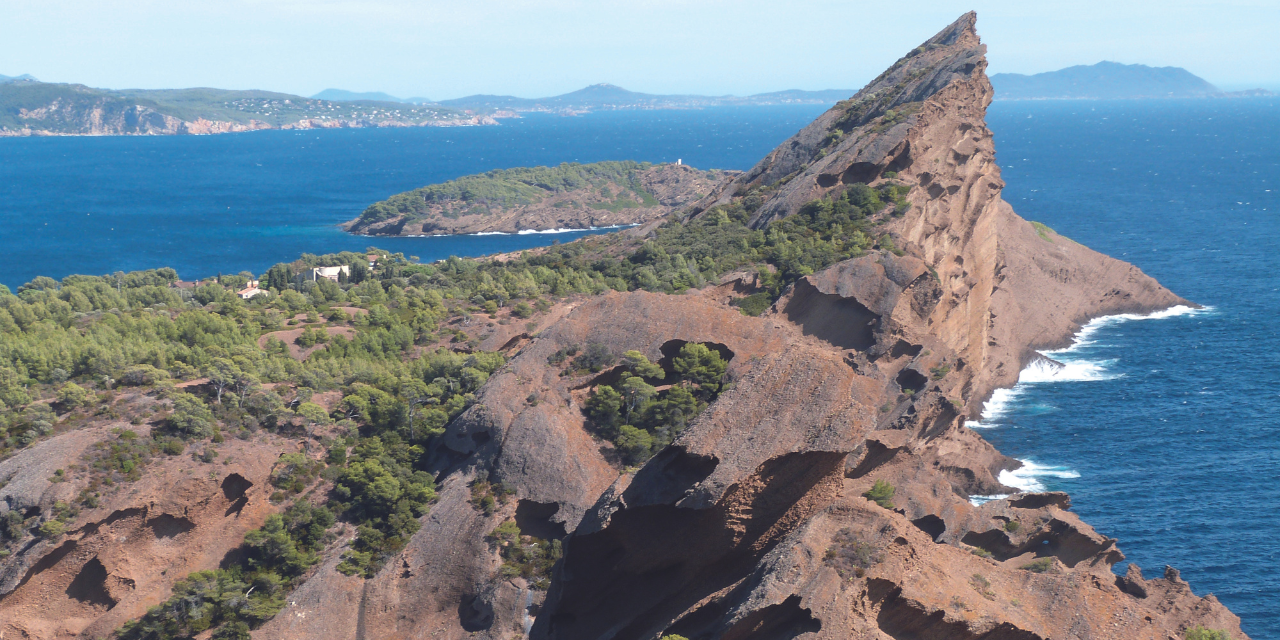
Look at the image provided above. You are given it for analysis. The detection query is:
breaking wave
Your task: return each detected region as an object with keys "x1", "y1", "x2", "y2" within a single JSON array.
[
  {"x1": 965, "y1": 305, "x2": 1210, "y2": 429},
  {"x1": 997, "y1": 460, "x2": 1081, "y2": 493}
]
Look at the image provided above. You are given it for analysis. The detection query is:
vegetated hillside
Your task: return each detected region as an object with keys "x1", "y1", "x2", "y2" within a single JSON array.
[
  {"x1": 990, "y1": 61, "x2": 1221, "y2": 99},
  {"x1": 0, "y1": 12, "x2": 1249, "y2": 640},
  {"x1": 0, "y1": 82, "x2": 491, "y2": 136},
  {"x1": 346, "y1": 160, "x2": 731, "y2": 235}
]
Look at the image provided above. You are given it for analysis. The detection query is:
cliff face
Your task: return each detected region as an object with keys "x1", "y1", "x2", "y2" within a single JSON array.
[{"x1": 251, "y1": 13, "x2": 1239, "y2": 640}]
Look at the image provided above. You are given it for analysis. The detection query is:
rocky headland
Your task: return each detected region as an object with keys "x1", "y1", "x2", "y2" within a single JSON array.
[
  {"x1": 0, "y1": 12, "x2": 1248, "y2": 640},
  {"x1": 345, "y1": 161, "x2": 730, "y2": 236}
]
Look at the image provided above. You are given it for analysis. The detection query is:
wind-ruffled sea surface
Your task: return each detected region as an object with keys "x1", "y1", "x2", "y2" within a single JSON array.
[
  {"x1": 1, "y1": 97, "x2": 1276, "y2": 636},
  {"x1": 0, "y1": 106, "x2": 828, "y2": 288},
  {"x1": 982, "y1": 97, "x2": 1279, "y2": 638}
]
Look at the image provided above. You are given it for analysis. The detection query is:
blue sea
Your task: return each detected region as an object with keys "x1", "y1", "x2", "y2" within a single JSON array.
[
  {"x1": 0, "y1": 106, "x2": 828, "y2": 289},
  {"x1": 985, "y1": 97, "x2": 1279, "y2": 638},
  {"x1": 2, "y1": 98, "x2": 1278, "y2": 636}
]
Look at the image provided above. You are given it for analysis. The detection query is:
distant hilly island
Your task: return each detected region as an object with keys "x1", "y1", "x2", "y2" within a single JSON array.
[
  {"x1": 1, "y1": 62, "x2": 1273, "y2": 137},
  {"x1": 991, "y1": 61, "x2": 1274, "y2": 100},
  {"x1": 311, "y1": 83, "x2": 855, "y2": 112}
]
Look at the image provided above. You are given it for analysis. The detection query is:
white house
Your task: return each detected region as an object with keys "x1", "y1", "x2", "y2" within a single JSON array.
[
  {"x1": 310, "y1": 266, "x2": 350, "y2": 282},
  {"x1": 237, "y1": 280, "x2": 266, "y2": 299}
]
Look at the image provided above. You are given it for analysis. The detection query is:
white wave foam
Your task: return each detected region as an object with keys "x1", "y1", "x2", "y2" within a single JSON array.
[
  {"x1": 1018, "y1": 357, "x2": 1119, "y2": 383},
  {"x1": 997, "y1": 460, "x2": 1080, "y2": 493},
  {"x1": 968, "y1": 494, "x2": 1008, "y2": 506},
  {"x1": 1047, "y1": 304, "x2": 1208, "y2": 357}
]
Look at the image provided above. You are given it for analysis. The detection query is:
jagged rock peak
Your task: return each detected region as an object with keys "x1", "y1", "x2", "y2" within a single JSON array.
[{"x1": 693, "y1": 11, "x2": 989, "y2": 227}]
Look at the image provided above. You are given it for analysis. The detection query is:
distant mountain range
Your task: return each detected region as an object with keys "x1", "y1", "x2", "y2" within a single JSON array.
[
  {"x1": 991, "y1": 62, "x2": 1274, "y2": 100},
  {"x1": 311, "y1": 89, "x2": 434, "y2": 104},
  {"x1": 315, "y1": 83, "x2": 854, "y2": 112}
]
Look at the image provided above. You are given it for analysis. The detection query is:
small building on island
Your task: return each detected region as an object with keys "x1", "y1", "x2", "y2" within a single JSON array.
[{"x1": 309, "y1": 266, "x2": 350, "y2": 282}]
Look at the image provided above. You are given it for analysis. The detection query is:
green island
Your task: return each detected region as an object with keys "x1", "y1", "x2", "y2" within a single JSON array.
[{"x1": 346, "y1": 160, "x2": 728, "y2": 236}]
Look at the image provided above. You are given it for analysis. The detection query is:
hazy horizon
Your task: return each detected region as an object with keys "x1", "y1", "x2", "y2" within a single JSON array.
[{"x1": 2, "y1": 1, "x2": 1276, "y2": 100}]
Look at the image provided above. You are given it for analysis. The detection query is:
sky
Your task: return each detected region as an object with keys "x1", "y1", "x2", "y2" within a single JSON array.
[{"x1": 2, "y1": 0, "x2": 1276, "y2": 99}]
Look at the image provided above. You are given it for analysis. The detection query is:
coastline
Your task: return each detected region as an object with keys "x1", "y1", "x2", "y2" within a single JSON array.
[
  {"x1": 349, "y1": 223, "x2": 638, "y2": 239},
  {"x1": 967, "y1": 303, "x2": 1210, "y2": 503},
  {"x1": 0, "y1": 115, "x2": 502, "y2": 138}
]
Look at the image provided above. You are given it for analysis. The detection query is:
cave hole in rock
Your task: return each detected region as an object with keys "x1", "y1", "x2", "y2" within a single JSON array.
[
  {"x1": 842, "y1": 162, "x2": 881, "y2": 185},
  {"x1": 888, "y1": 340, "x2": 923, "y2": 359},
  {"x1": 221, "y1": 473, "x2": 253, "y2": 501},
  {"x1": 869, "y1": 578, "x2": 1044, "y2": 640},
  {"x1": 65, "y1": 557, "x2": 117, "y2": 609},
  {"x1": 911, "y1": 515, "x2": 946, "y2": 542},
  {"x1": 222, "y1": 474, "x2": 253, "y2": 516},
  {"x1": 816, "y1": 173, "x2": 840, "y2": 188},
  {"x1": 781, "y1": 281, "x2": 878, "y2": 351},
  {"x1": 515, "y1": 500, "x2": 567, "y2": 541},
  {"x1": 720, "y1": 595, "x2": 821, "y2": 640},
  {"x1": 148, "y1": 514, "x2": 196, "y2": 539},
  {"x1": 960, "y1": 530, "x2": 1016, "y2": 561},
  {"x1": 470, "y1": 430, "x2": 492, "y2": 446},
  {"x1": 895, "y1": 368, "x2": 928, "y2": 394},
  {"x1": 458, "y1": 594, "x2": 495, "y2": 632}
]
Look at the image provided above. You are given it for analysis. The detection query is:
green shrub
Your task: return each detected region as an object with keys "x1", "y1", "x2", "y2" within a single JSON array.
[
  {"x1": 1004, "y1": 520, "x2": 1020, "y2": 533},
  {"x1": 731, "y1": 292, "x2": 773, "y2": 317},
  {"x1": 1185, "y1": 627, "x2": 1231, "y2": 640},
  {"x1": 863, "y1": 480, "x2": 896, "y2": 509},
  {"x1": 37, "y1": 520, "x2": 65, "y2": 538},
  {"x1": 1019, "y1": 557, "x2": 1055, "y2": 573}
]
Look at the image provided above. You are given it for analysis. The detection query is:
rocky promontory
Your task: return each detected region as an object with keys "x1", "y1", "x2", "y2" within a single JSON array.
[
  {"x1": 0, "y1": 12, "x2": 1249, "y2": 640},
  {"x1": 345, "y1": 161, "x2": 729, "y2": 236}
]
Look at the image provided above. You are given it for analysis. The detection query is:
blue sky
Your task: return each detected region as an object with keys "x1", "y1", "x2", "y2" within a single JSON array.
[{"x1": 2, "y1": 1, "x2": 1275, "y2": 98}]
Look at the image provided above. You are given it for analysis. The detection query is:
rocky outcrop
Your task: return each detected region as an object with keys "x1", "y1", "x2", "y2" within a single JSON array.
[{"x1": 0, "y1": 421, "x2": 296, "y2": 639}]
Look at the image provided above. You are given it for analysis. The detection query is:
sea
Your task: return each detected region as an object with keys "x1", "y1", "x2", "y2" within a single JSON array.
[{"x1": 2, "y1": 97, "x2": 1278, "y2": 636}]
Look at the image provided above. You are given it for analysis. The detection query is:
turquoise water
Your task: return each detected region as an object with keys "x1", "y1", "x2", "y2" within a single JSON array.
[
  {"x1": 0, "y1": 106, "x2": 828, "y2": 288},
  {"x1": 2, "y1": 99, "x2": 1277, "y2": 636}
]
